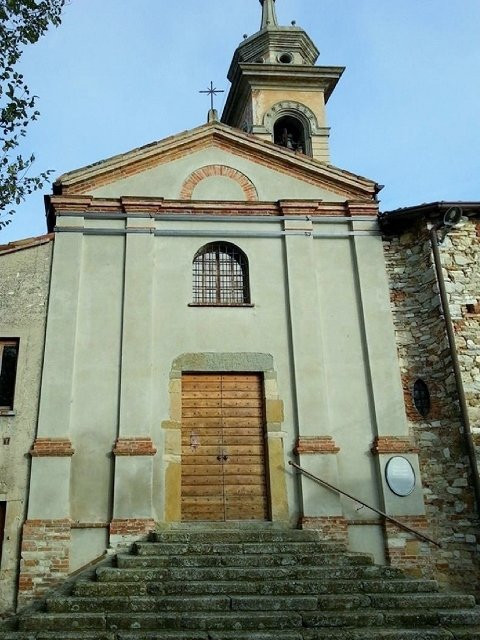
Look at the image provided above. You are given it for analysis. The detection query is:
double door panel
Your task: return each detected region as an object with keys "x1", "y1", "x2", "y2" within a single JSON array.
[{"x1": 181, "y1": 373, "x2": 268, "y2": 521}]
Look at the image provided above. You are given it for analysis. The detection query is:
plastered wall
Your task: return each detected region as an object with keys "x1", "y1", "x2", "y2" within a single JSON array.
[
  {"x1": 26, "y1": 205, "x2": 423, "y2": 574},
  {"x1": 0, "y1": 240, "x2": 52, "y2": 614}
]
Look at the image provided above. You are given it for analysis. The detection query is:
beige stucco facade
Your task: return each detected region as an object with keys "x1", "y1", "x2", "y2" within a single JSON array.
[{"x1": 13, "y1": 123, "x2": 429, "y2": 604}]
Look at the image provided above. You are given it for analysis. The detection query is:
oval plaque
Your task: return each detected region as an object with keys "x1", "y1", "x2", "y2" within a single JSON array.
[{"x1": 385, "y1": 456, "x2": 416, "y2": 497}]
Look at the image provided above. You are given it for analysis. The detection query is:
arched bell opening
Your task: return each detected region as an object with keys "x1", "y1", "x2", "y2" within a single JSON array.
[{"x1": 273, "y1": 114, "x2": 311, "y2": 156}]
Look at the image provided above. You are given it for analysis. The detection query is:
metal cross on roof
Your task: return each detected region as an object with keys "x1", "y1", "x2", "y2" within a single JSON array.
[{"x1": 199, "y1": 81, "x2": 225, "y2": 111}]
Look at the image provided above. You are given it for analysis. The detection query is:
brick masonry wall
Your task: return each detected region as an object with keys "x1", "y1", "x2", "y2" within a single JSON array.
[
  {"x1": 383, "y1": 221, "x2": 480, "y2": 597},
  {"x1": 17, "y1": 519, "x2": 71, "y2": 608},
  {"x1": 300, "y1": 516, "x2": 349, "y2": 545},
  {"x1": 384, "y1": 516, "x2": 434, "y2": 579}
]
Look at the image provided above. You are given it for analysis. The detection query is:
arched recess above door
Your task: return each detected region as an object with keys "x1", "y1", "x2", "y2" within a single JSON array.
[{"x1": 180, "y1": 164, "x2": 258, "y2": 201}]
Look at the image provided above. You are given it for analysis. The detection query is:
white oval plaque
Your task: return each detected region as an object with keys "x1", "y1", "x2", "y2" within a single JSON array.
[{"x1": 385, "y1": 456, "x2": 416, "y2": 497}]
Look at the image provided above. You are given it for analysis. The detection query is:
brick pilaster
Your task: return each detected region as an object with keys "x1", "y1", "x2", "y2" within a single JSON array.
[{"x1": 18, "y1": 519, "x2": 71, "y2": 606}]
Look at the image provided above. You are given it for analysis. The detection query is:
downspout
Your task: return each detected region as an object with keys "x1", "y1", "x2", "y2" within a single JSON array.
[{"x1": 428, "y1": 223, "x2": 480, "y2": 517}]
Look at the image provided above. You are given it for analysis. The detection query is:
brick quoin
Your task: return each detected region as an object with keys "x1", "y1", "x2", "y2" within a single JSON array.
[
  {"x1": 180, "y1": 165, "x2": 259, "y2": 201},
  {"x1": 294, "y1": 436, "x2": 340, "y2": 454},
  {"x1": 112, "y1": 437, "x2": 157, "y2": 456}
]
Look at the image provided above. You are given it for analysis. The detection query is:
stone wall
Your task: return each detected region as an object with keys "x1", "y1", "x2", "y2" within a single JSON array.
[
  {"x1": 441, "y1": 220, "x2": 480, "y2": 451},
  {"x1": 0, "y1": 237, "x2": 53, "y2": 615},
  {"x1": 383, "y1": 221, "x2": 480, "y2": 598}
]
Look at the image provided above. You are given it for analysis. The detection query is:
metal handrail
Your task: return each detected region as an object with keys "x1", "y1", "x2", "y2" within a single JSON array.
[{"x1": 289, "y1": 460, "x2": 441, "y2": 548}]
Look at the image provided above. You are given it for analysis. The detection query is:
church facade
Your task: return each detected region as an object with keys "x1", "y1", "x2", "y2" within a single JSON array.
[{"x1": 0, "y1": 0, "x2": 478, "y2": 614}]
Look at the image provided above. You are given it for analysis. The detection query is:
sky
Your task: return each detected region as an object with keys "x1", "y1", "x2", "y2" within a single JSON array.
[{"x1": 1, "y1": 0, "x2": 479, "y2": 243}]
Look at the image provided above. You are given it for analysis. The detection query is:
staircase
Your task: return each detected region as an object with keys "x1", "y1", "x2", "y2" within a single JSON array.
[{"x1": 1, "y1": 526, "x2": 479, "y2": 639}]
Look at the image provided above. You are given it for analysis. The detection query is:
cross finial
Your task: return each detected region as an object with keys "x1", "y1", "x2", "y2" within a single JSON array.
[
  {"x1": 199, "y1": 81, "x2": 225, "y2": 111},
  {"x1": 260, "y1": 0, "x2": 278, "y2": 29}
]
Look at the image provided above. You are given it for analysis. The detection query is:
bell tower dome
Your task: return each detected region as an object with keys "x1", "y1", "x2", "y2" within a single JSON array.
[{"x1": 222, "y1": 0, "x2": 344, "y2": 162}]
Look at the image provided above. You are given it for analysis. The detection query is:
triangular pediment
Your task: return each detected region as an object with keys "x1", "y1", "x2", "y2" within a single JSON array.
[{"x1": 55, "y1": 122, "x2": 378, "y2": 203}]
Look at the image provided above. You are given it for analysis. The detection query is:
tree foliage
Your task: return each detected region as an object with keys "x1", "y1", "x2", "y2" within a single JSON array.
[{"x1": 0, "y1": 0, "x2": 65, "y2": 229}]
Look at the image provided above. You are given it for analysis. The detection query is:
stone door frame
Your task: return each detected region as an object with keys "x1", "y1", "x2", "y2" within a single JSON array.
[{"x1": 162, "y1": 353, "x2": 289, "y2": 524}]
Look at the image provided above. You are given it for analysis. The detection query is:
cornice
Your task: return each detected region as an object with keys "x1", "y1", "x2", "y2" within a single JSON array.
[
  {"x1": 223, "y1": 64, "x2": 344, "y2": 126},
  {"x1": 47, "y1": 196, "x2": 378, "y2": 219}
]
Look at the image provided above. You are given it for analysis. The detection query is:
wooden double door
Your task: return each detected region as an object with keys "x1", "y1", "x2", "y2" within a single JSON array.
[{"x1": 181, "y1": 373, "x2": 269, "y2": 521}]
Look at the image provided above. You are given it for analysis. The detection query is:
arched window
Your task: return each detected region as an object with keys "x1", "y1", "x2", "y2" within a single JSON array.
[
  {"x1": 274, "y1": 115, "x2": 308, "y2": 154},
  {"x1": 192, "y1": 242, "x2": 250, "y2": 305}
]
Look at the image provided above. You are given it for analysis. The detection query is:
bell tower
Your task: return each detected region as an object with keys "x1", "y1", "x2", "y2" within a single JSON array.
[{"x1": 222, "y1": 0, "x2": 344, "y2": 162}]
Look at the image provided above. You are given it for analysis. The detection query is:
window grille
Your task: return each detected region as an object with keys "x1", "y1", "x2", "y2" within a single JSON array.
[
  {"x1": 413, "y1": 379, "x2": 431, "y2": 417},
  {"x1": 192, "y1": 242, "x2": 250, "y2": 305}
]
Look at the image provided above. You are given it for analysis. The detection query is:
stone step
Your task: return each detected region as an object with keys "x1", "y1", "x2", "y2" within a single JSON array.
[
  {"x1": 0, "y1": 635, "x2": 117, "y2": 640},
  {"x1": 369, "y1": 593, "x2": 476, "y2": 609},
  {"x1": 46, "y1": 595, "x2": 231, "y2": 613},
  {"x1": 106, "y1": 612, "x2": 303, "y2": 631},
  {"x1": 73, "y1": 581, "x2": 149, "y2": 597},
  {"x1": 49, "y1": 594, "x2": 320, "y2": 614},
  {"x1": 382, "y1": 608, "x2": 480, "y2": 627},
  {"x1": 119, "y1": 552, "x2": 373, "y2": 569},
  {"x1": 96, "y1": 564, "x2": 405, "y2": 583},
  {"x1": 74, "y1": 577, "x2": 438, "y2": 598},
  {"x1": 303, "y1": 610, "x2": 385, "y2": 628},
  {"x1": 24, "y1": 630, "x2": 480, "y2": 640},
  {"x1": 148, "y1": 577, "x2": 438, "y2": 596},
  {"x1": 0, "y1": 631, "x2": 465, "y2": 640},
  {"x1": 36, "y1": 635, "x2": 115, "y2": 640},
  {"x1": 119, "y1": 633, "x2": 301, "y2": 640},
  {"x1": 136, "y1": 541, "x2": 346, "y2": 555},
  {"x1": 19, "y1": 614, "x2": 107, "y2": 632},
  {"x1": 302, "y1": 630, "x2": 455, "y2": 640},
  {"x1": 304, "y1": 608, "x2": 480, "y2": 629},
  {"x1": 150, "y1": 529, "x2": 332, "y2": 544}
]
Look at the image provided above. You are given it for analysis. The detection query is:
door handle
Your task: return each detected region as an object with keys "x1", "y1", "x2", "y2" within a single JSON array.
[{"x1": 217, "y1": 451, "x2": 229, "y2": 462}]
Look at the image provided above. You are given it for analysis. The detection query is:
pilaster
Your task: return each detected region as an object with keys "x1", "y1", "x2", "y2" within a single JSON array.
[
  {"x1": 19, "y1": 224, "x2": 84, "y2": 603},
  {"x1": 111, "y1": 217, "x2": 156, "y2": 545},
  {"x1": 350, "y1": 215, "x2": 431, "y2": 570},
  {"x1": 282, "y1": 210, "x2": 342, "y2": 522}
]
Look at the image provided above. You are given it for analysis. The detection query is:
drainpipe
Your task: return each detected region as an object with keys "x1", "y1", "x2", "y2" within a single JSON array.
[{"x1": 428, "y1": 223, "x2": 480, "y2": 517}]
